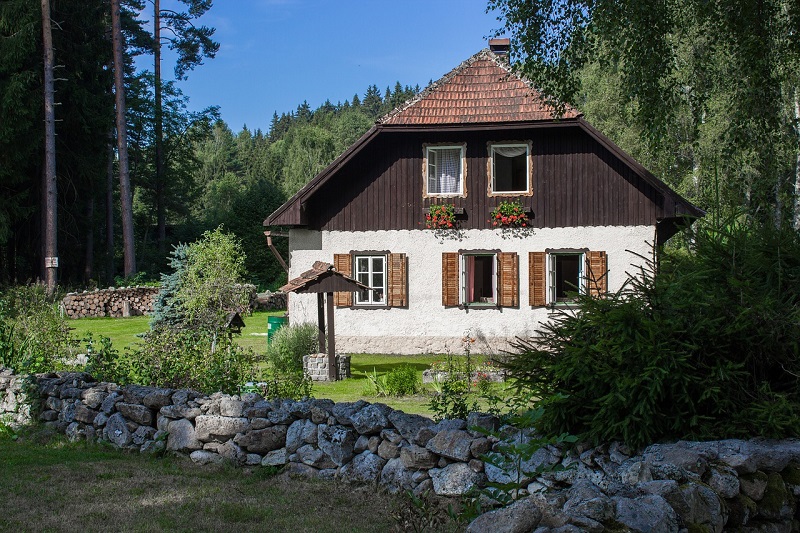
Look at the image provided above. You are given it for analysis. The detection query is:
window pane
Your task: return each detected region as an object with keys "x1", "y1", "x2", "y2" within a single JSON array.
[
  {"x1": 493, "y1": 145, "x2": 528, "y2": 192},
  {"x1": 464, "y1": 254, "x2": 495, "y2": 304},
  {"x1": 357, "y1": 257, "x2": 369, "y2": 273},
  {"x1": 554, "y1": 254, "x2": 581, "y2": 301},
  {"x1": 372, "y1": 257, "x2": 384, "y2": 272},
  {"x1": 428, "y1": 147, "x2": 461, "y2": 194}
]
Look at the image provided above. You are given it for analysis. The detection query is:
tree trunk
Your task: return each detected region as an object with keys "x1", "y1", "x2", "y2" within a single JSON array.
[
  {"x1": 111, "y1": 0, "x2": 136, "y2": 278},
  {"x1": 41, "y1": 0, "x2": 58, "y2": 296},
  {"x1": 154, "y1": 0, "x2": 166, "y2": 255},
  {"x1": 84, "y1": 195, "x2": 94, "y2": 283},
  {"x1": 106, "y1": 130, "x2": 115, "y2": 284},
  {"x1": 794, "y1": 89, "x2": 800, "y2": 231}
]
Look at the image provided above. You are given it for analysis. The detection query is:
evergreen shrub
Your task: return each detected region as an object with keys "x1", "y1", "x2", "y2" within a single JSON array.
[
  {"x1": 265, "y1": 322, "x2": 318, "y2": 374},
  {"x1": 385, "y1": 364, "x2": 420, "y2": 396},
  {"x1": 505, "y1": 218, "x2": 800, "y2": 448}
]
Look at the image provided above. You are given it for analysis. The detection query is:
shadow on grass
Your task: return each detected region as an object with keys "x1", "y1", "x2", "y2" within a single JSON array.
[{"x1": 350, "y1": 362, "x2": 431, "y2": 377}]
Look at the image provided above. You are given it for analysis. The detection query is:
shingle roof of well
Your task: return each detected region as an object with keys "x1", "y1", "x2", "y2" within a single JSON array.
[{"x1": 378, "y1": 49, "x2": 581, "y2": 126}]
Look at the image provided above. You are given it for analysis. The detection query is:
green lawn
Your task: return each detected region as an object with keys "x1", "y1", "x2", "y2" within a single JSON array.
[
  {"x1": 0, "y1": 429, "x2": 409, "y2": 532},
  {"x1": 69, "y1": 312, "x2": 502, "y2": 417}
]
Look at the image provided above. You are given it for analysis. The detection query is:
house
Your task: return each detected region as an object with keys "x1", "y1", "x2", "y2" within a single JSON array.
[{"x1": 264, "y1": 39, "x2": 703, "y2": 355}]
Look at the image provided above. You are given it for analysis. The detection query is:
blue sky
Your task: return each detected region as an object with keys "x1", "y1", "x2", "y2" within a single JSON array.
[{"x1": 150, "y1": 0, "x2": 503, "y2": 133}]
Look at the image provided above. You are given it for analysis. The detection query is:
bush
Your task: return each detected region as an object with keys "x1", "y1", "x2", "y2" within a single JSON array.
[
  {"x1": 0, "y1": 284, "x2": 76, "y2": 373},
  {"x1": 385, "y1": 364, "x2": 420, "y2": 396},
  {"x1": 505, "y1": 217, "x2": 800, "y2": 448},
  {"x1": 266, "y1": 322, "x2": 318, "y2": 374},
  {"x1": 120, "y1": 328, "x2": 257, "y2": 394}
]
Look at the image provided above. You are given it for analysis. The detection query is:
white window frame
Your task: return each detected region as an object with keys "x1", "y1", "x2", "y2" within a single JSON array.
[
  {"x1": 423, "y1": 144, "x2": 466, "y2": 197},
  {"x1": 488, "y1": 141, "x2": 532, "y2": 196},
  {"x1": 548, "y1": 252, "x2": 585, "y2": 304},
  {"x1": 354, "y1": 254, "x2": 387, "y2": 306},
  {"x1": 461, "y1": 253, "x2": 497, "y2": 306}
]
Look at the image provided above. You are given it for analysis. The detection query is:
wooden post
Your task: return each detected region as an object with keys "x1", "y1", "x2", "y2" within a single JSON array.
[
  {"x1": 317, "y1": 292, "x2": 326, "y2": 354},
  {"x1": 326, "y1": 292, "x2": 336, "y2": 381}
]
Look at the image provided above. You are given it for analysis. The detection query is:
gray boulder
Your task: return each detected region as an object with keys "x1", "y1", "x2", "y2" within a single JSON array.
[
  {"x1": 350, "y1": 403, "x2": 389, "y2": 435},
  {"x1": 339, "y1": 451, "x2": 387, "y2": 484},
  {"x1": 430, "y1": 462, "x2": 483, "y2": 496},
  {"x1": 262, "y1": 448, "x2": 288, "y2": 467},
  {"x1": 295, "y1": 444, "x2": 337, "y2": 469},
  {"x1": 466, "y1": 497, "x2": 542, "y2": 533},
  {"x1": 317, "y1": 424, "x2": 357, "y2": 466},
  {"x1": 115, "y1": 402, "x2": 153, "y2": 426},
  {"x1": 166, "y1": 418, "x2": 202, "y2": 452},
  {"x1": 142, "y1": 388, "x2": 173, "y2": 409},
  {"x1": 614, "y1": 494, "x2": 679, "y2": 533},
  {"x1": 190, "y1": 450, "x2": 224, "y2": 465},
  {"x1": 387, "y1": 410, "x2": 434, "y2": 442},
  {"x1": 286, "y1": 419, "x2": 317, "y2": 453},
  {"x1": 235, "y1": 425, "x2": 288, "y2": 454},
  {"x1": 219, "y1": 397, "x2": 244, "y2": 417},
  {"x1": 103, "y1": 412, "x2": 132, "y2": 447},
  {"x1": 380, "y1": 457, "x2": 415, "y2": 494},
  {"x1": 400, "y1": 444, "x2": 438, "y2": 469},
  {"x1": 426, "y1": 429, "x2": 473, "y2": 462},
  {"x1": 194, "y1": 415, "x2": 250, "y2": 441}
]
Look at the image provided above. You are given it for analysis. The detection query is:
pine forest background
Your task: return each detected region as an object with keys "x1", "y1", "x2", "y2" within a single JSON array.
[{"x1": 2, "y1": 0, "x2": 799, "y2": 292}]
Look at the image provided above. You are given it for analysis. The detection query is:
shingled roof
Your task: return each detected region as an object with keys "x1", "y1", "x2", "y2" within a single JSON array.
[{"x1": 379, "y1": 48, "x2": 581, "y2": 126}]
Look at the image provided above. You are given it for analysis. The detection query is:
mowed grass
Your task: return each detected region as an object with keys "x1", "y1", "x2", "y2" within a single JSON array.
[
  {"x1": 0, "y1": 429, "x2": 403, "y2": 532},
  {"x1": 69, "y1": 312, "x2": 500, "y2": 417}
]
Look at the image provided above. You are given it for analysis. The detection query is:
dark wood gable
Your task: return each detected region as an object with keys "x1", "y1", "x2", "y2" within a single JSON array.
[{"x1": 288, "y1": 123, "x2": 698, "y2": 233}]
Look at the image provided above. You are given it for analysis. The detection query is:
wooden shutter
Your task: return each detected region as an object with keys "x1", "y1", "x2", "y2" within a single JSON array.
[
  {"x1": 442, "y1": 252, "x2": 459, "y2": 306},
  {"x1": 586, "y1": 251, "x2": 607, "y2": 297},
  {"x1": 333, "y1": 253, "x2": 352, "y2": 307},
  {"x1": 387, "y1": 253, "x2": 407, "y2": 307},
  {"x1": 497, "y1": 252, "x2": 519, "y2": 307},
  {"x1": 529, "y1": 252, "x2": 546, "y2": 306}
]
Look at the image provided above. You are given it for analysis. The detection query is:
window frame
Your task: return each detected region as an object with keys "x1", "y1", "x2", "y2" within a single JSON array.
[
  {"x1": 547, "y1": 250, "x2": 586, "y2": 305},
  {"x1": 460, "y1": 250, "x2": 498, "y2": 308},
  {"x1": 487, "y1": 140, "x2": 533, "y2": 197},
  {"x1": 423, "y1": 143, "x2": 467, "y2": 198},
  {"x1": 352, "y1": 252, "x2": 388, "y2": 307}
]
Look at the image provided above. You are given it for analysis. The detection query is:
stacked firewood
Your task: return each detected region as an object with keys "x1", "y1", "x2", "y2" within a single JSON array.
[{"x1": 61, "y1": 287, "x2": 160, "y2": 319}]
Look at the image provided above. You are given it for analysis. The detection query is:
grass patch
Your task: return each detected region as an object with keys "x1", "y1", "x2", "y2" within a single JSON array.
[
  {"x1": 0, "y1": 429, "x2": 402, "y2": 532},
  {"x1": 68, "y1": 310, "x2": 285, "y2": 355}
]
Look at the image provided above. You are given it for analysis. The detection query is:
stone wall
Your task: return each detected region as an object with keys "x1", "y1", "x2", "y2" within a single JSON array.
[
  {"x1": 2, "y1": 368, "x2": 799, "y2": 532},
  {"x1": 62, "y1": 287, "x2": 160, "y2": 318},
  {"x1": 302, "y1": 354, "x2": 351, "y2": 381},
  {"x1": 0, "y1": 368, "x2": 32, "y2": 428}
]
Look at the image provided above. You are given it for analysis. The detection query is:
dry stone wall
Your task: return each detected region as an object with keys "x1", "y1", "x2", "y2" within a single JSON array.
[
  {"x1": 62, "y1": 287, "x2": 160, "y2": 318},
  {"x1": 2, "y1": 368, "x2": 800, "y2": 532}
]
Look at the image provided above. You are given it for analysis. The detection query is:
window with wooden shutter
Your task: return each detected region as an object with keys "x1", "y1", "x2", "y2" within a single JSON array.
[
  {"x1": 333, "y1": 253, "x2": 352, "y2": 307},
  {"x1": 529, "y1": 252, "x2": 546, "y2": 306},
  {"x1": 497, "y1": 252, "x2": 519, "y2": 307},
  {"x1": 586, "y1": 251, "x2": 607, "y2": 297},
  {"x1": 387, "y1": 253, "x2": 407, "y2": 307},
  {"x1": 442, "y1": 252, "x2": 459, "y2": 306}
]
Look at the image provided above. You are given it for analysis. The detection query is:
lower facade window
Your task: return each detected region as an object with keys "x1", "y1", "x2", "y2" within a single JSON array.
[
  {"x1": 463, "y1": 254, "x2": 496, "y2": 305},
  {"x1": 355, "y1": 255, "x2": 386, "y2": 305},
  {"x1": 550, "y1": 252, "x2": 584, "y2": 303}
]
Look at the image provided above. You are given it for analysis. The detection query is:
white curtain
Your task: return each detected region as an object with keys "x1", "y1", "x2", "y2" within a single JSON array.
[
  {"x1": 437, "y1": 149, "x2": 461, "y2": 193},
  {"x1": 493, "y1": 146, "x2": 527, "y2": 158}
]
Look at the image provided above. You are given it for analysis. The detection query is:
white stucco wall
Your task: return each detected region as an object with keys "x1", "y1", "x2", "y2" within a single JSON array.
[{"x1": 288, "y1": 226, "x2": 656, "y2": 354}]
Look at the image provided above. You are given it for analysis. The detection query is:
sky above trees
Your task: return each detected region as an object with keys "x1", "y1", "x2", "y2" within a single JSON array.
[{"x1": 143, "y1": 0, "x2": 499, "y2": 132}]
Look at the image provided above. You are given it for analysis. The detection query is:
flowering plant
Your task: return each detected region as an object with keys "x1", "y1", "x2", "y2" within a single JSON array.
[
  {"x1": 489, "y1": 200, "x2": 529, "y2": 228},
  {"x1": 425, "y1": 203, "x2": 456, "y2": 229}
]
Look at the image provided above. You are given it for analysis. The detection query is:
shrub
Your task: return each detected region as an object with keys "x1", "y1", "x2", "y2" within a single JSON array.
[
  {"x1": 121, "y1": 328, "x2": 257, "y2": 394},
  {"x1": 505, "y1": 217, "x2": 800, "y2": 448},
  {"x1": 385, "y1": 364, "x2": 420, "y2": 396},
  {"x1": 0, "y1": 284, "x2": 76, "y2": 373},
  {"x1": 266, "y1": 322, "x2": 318, "y2": 374}
]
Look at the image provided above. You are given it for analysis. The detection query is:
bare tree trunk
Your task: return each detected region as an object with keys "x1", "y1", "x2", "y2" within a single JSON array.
[
  {"x1": 106, "y1": 130, "x2": 115, "y2": 284},
  {"x1": 111, "y1": 0, "x2": 136, "y2": 278},
  {"x1": 794, "y1": 89, "x2": 800, "y2": 231},
  {"x1": 154, "y1": 0, "x2": 166, "y2": 255},
  {"x1": 41, "y1": 0, "x2": 58, "y2": 295},
  {"x1": 84, "y1": 195, "x2": 94, "y2": 283}
]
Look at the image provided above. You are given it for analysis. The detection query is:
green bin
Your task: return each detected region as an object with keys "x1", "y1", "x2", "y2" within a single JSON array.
[{"x1": 267, "y1": 315, "x2": 288, "y2": 344}]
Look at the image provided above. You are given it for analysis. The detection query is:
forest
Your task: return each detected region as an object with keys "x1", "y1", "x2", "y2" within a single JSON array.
[{"x1": 2, "y1": 0, "x2": 799, "y2": 292}]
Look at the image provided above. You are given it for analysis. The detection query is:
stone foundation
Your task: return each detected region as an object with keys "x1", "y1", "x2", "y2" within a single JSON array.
[{"x1": 302, "y1": 354, "x2": 351, "y2": 381}]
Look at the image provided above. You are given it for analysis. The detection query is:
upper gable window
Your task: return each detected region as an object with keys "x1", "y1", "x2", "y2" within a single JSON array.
[
  {"x1": 424, "y1": 144, "x2": 466, "y2": 197},
  {"x1": 489, "y1": 142, "x2": 532, "y2": 196}
]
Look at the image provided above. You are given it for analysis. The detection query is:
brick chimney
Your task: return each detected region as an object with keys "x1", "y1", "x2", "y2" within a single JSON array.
[{"x1": 489, "y1": 38, "x2": 510, "y2": 55}]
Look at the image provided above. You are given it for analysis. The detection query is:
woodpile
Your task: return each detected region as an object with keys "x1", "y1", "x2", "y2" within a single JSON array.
[{"x1": 61, "y1": 287, "x2": 160, "y2": 319}]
